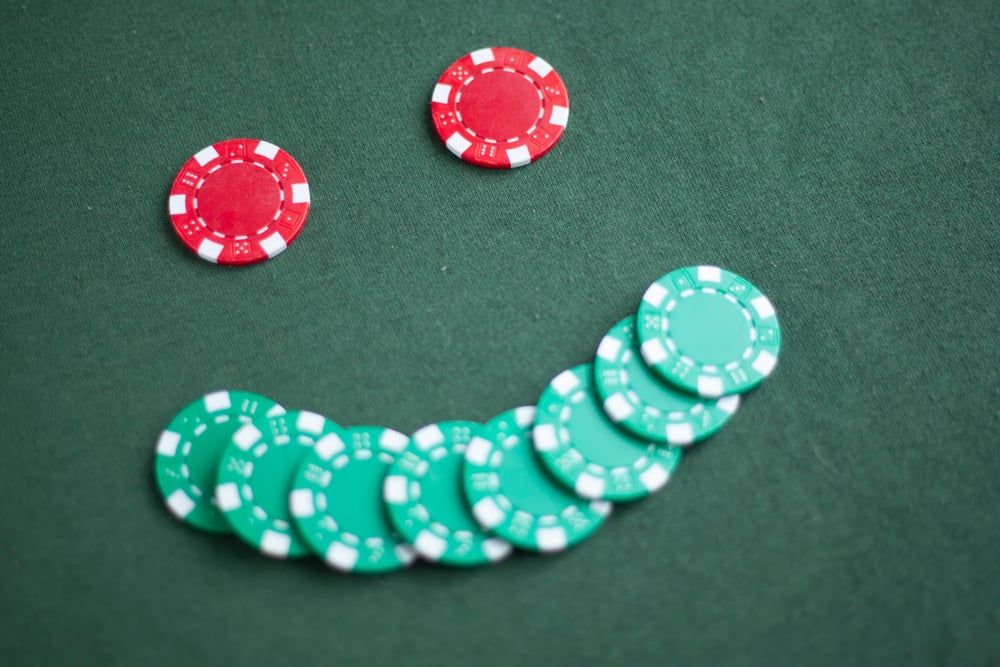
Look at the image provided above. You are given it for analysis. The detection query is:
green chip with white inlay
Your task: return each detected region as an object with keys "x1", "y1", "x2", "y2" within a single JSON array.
[
  {"x1": 463, "y1": 406, "x2": 612, "y2": 552},
  {"x1": 289, "y1": 425, "x2": 417, "y2": 573},
  {"x1": 636, "y1": 265, "x2": 781, "y2": 397},
  {"x1": 594, "y1": 317, "x2": 741, "y2": 445},
  {"x1": 533, "y1": 364, "x2": 682, "y2": 502},
  {"x1": 216, "y1": 410, "x2": 343, "y2": 559},
  {"x1": 383, "y1": 421, "x2": 513, "y2": 567},
  {"x1": 154, "y1": 390, "x2": 283, "y2": 532}
]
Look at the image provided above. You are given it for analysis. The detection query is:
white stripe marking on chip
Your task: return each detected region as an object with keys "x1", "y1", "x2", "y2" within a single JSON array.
[
  {"x1": 717, "y1": 395, "x2": 741, "y2": 414},
  {"x1": 591, "y1": 500, "x2": 613, "y2": 516},
  {"x1": 697, "y1": 376, "x2": 724, "y2": 398},
  {"x1": 383, "y1": 475, "x2": 409, "y2": 504},
  {"x1": 551, "y1": 369, "x2": 580, "y2": 396},
  {"x1": 326, "y1": 542, "x2": 359, "y2": 570},
  {"x1": 596, "y1": 335, "x2": 622, "y2": 362},
  {"x1": 640, "y1": 338, "x2": 668, "y2": 365},
  {"x1": 465, "y1": 437, "x2": 492, "y2": 467},
  {"x1": 533, "y1": 424, "x2": 558, "y2": 451},
  {"x1": 446, "y1": 133, "x2": 473, "y2": 157},
  {"x1": 204, "y1": 391, "x2": 231, "y2": 413},
  {"x1": 395, "y1": 544, "x2": 417, "y2": 565},
  {"x1": 156, "y1": 431, "x2": 181, "y2": 457},
  {"x1": 296, "y1": 411, "x2": 325, "y2": 435},
  {"x1": 260, "y1": 530, "x2": 291, "y2": 558},
  {"x1": 415, "y1": 531, "x2": 447, "y2": 560},
  {"x1": 643, "y1": 282, "x2": 668, "y2": 308},
  {"x1": 254, "y1": 141, "x2": 279, "y2": 160},
  {"x1": 752, "y1": 351, "x2": 778, "y2": 376},
  {"x1": 472, "y1": 497, "x2": 505, "y2": 529},
  {"x1": 665, "y1": 423, "x2": 695, "y2": 445},
  {"x1": 288, "y1": 489, "x2": 315, "y2": 518},
  {"x1": 259, "y1": 232, "x2": 287, "y2": 257},
  {"x1": 751, "y1": 296, "x2": 776, "y2": 319},
  {"x1": 575, "y1": 473, "x2": 606, "y2": 499},
  {"x1": 470, "y1": 48, "x2": 495, "y2": 65},
  {"x1": 197, "y1": 239, "x2": 224, "y2": 263},
  {"x1": 379, "y1": 429, "x2": 409, "y2": 453},
  {"x1": 549, "y1": 105, "x2": 569, "y2": 127},
  {"x1": 514, "y1": 406, "x2": 537, "y2": 427},
  {"x1": 536, "y1": 526, "x2": 567, "y2": 552},
  {"x1": 528, "y1": 56, "x2": 553, "y2": 78},
  {"x1": 698, "y1": 265, "x2": 722, "y2": 282},
  {"x1": 291, "y1": 183, "x2": 310, "y2": 204},
  {"x1": 315, "y1": 433, "x2": 346, "y2": 460},
  {"x1": 432, "y1": 83, "x2": 452, "y2": 104},
  {"x1": 166, "y1": 490, "x2": 196, "y2": 518},
  {"x1": 414, "y1": 424, "x2": 445, "y2": 450},
  {"x1": 507, "y1": 145, "x2": 531, "y2": 168},
  {"x1": 482, "y1": 538, "x2": 512, "y2": 561},
  {"x1": 232, "y1": 424, "x2": 262, "y2": 450},
  {"x1": 215, "y1": 482, "x2": 242, "y2": 512},
  {"x1": 193, "y1": 146, "x2": 219, "y2": 166},
  {"x1": 168, "y1": 194, "x2": 187, "y2": 215},
  {"x1": 639, "y1": 464, "x2": 669, "y2": 491},
  {"x1": 603, "y1": 394, "x2": 633, "y2": 422}
]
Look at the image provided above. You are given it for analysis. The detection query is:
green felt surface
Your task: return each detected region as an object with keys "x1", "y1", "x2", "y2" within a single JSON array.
[{"x1": 1, "y1": 0, "x2": 998, "y2": 665}]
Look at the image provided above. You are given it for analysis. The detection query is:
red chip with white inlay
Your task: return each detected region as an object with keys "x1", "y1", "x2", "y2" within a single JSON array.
[
  {"x1": 168, "y1": 139, "x2": 310, "y2": 265},
  {"x1": 431, "y1": 47, "x2": 569, "y2": 169}
]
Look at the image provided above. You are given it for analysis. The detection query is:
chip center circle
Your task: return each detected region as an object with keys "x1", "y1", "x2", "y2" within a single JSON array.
[
  {"x1": 671, "y1": 293, "x2": 751, "y2": 364},
  {"x1": 494, "y1": 440, "x2": 573, "y2": 515},
  {"x1": 197, "y1": 162, "x2": 280, "y2": 237},
  {"x1": 321, "y1": 456, "x2": 386, "y2": 534},
  {"x1": 459, "y1": 70, "x2": 541, "y2": 141},
  {"x1": 566, "y1": 391, "x2": 651, "y2": 468},
  {"x1": 248, "y1": 443, "x2": 299, "y2": 518},
  {"x1": 418, "y1": 450, "x2": 478, "y2": 532}
]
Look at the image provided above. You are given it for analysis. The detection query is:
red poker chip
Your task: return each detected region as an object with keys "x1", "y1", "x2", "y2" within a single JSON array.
[
  {"x1": 431, "y1": 47, "x2": 570, "y2": 169},
  {"x1": 168, "y1": 139, "x2": 310, "y2": 265}
]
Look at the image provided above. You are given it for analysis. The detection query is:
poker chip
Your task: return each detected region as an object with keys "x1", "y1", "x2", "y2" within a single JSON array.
[
  {"x1": 289, "y1": 426, "x2": 417, "y2": 574},
  {"x1": 533, "y1": 364, "x2": 682, "y2": 502},
  {"x1": 594, "y1": 317, "x2": 741, "y2": 445},
  {"x1": 637, "y1": 266, "x2": 782, "y2": 397},
  {"x1": 154, "y1": 391, "x2": 284, "y2": 532},
  {"x1": 168, "y1": 138, "x2": 310, "y2": 265},
  {"x1": 215, "y1": 410, "x2": 342, "y2": 558},
  {"x1": 431, "y1": 47, "x2": 569, "y2": 168},
  {"x1": 154, "y1": 265, "x2": 781, "y2": 572},
  {"x1": 383, "y1": 422, "x2": 513, "y2": 567},
  {"x1": 463, "y1": 407, "x2": 612, "y2": 552}
]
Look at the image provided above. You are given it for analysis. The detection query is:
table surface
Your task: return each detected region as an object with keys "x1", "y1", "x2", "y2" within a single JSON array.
[{"x1": 2, "y1": 1, "x2": 998, "y2": 665}]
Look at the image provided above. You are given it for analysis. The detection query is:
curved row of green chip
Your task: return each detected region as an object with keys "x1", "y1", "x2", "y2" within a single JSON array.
[{"x1": 153, "y1": 265, "x2": 781, "y2": 572}]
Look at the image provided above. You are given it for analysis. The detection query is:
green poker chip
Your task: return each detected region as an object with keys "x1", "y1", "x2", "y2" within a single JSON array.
[
  {"x1": 290, "y1": 425, "x2": 417, "y2": 573},
  {"x1": 594, "y1": 316, "x2": 741, "y2": 445},
  {"x1": 533, "y1": 364, "x2": 682, "y2": 502},
  {"x1": 383, "y1": 421, "x2": 513, "y2": 567},
  {"x1": 463, "y1": 406, "x2": 612, "y2": 552},
  {"x1": 154, "y1": 390, "x2": 283, "y2": 532},
  {"x1": 216, "y1": 410, "x2": 343, "y2": 559},
  {"x1": 636, "y1": 265, "x2": 781, "y2": 397}
]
